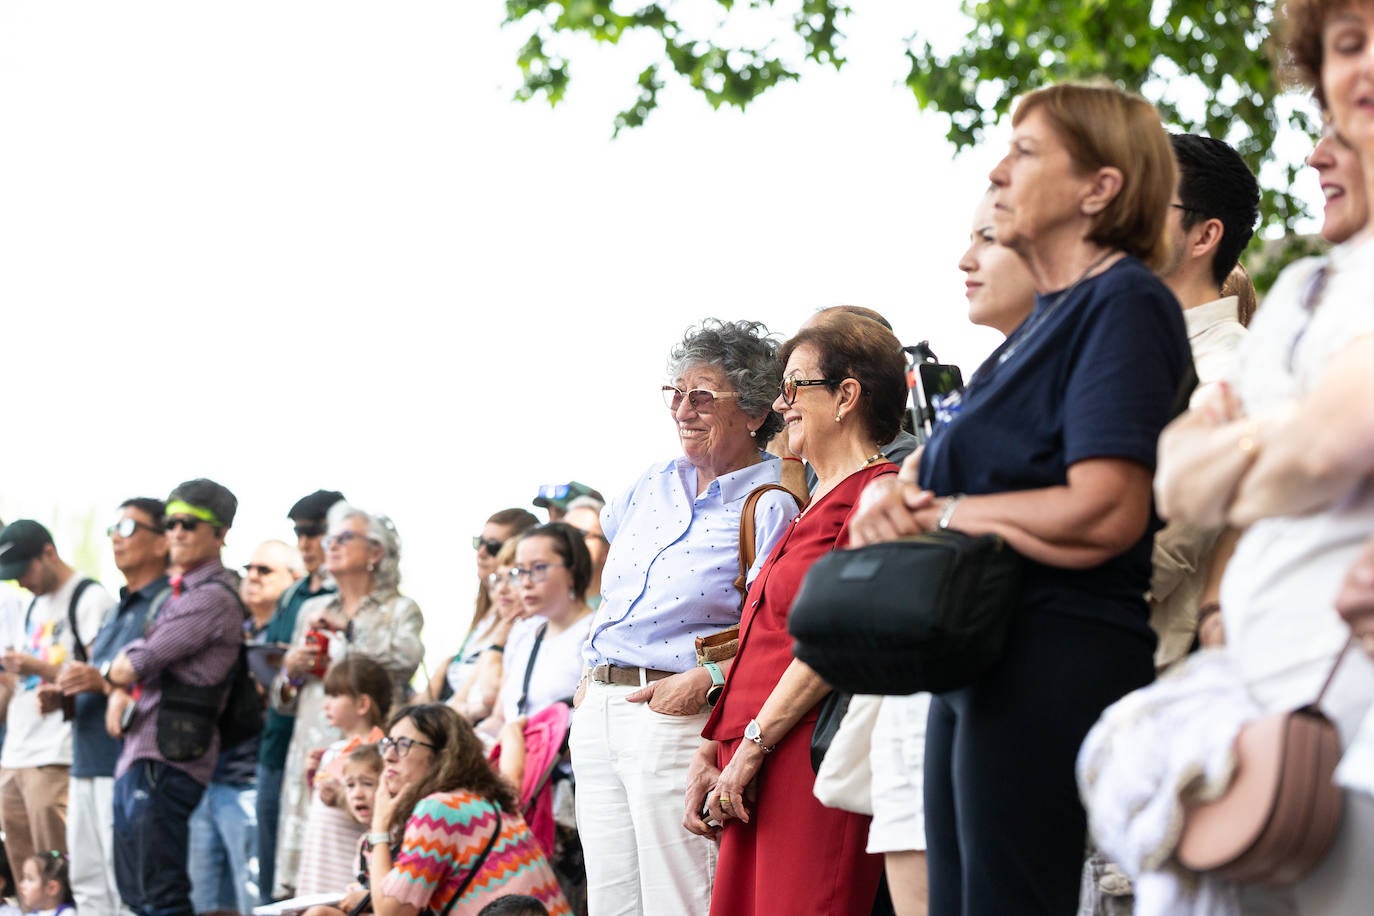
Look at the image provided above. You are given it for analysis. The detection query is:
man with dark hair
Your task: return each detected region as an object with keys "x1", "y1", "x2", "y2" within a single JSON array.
[
  {"x1": 255, "y1": 489, "x2": 343, "y2": 904},
  {"x1": 104, "y1": 479, "x2": 244, "y2": 916},
  {"x1": 55, "y1": 497, "x2": 170, "y2": 916},
  {"x1": 1150, "y1": 141, "x2": 1262, "y2": 660},
  {"x1": 0, "y1": 519, "x2": 112, "y2": 879},
  {"x1": 1160, "y1": 133, "x2": 1261, "y2": 383}
]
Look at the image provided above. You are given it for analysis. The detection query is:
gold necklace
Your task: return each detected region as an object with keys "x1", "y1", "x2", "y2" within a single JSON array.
[{"x1": 858, "y1": 451, "x2": 884, "y2": 471}]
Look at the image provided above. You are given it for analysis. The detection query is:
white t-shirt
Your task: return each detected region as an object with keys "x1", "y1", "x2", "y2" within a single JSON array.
[
  {"x1": 1221, "y1": 234, "x2": 1374, "y2": 739},
  {"x1": 1, "y1": 573, "x2": 112, "y2": 768},
  {"x1": 499, "y1": 613, "x2": 592, "y2": 722}
]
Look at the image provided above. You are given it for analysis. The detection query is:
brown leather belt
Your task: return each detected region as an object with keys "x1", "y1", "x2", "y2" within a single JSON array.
[{"x1": 591, "y1": 664, "x2": 674, "y2": 686}]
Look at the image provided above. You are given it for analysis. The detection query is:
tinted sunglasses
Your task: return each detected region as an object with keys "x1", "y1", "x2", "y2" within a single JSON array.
[
  {"x1": 107, "y1": 517, "x2": 162, "y2": 538},
  {"x1": 661, "y1": 385, "x2": 743, "y2": 413},
  {"x1": 164, "y1": 516, "x2": 204, "y2": 532},
  {"x1": 472, "y1": 536, "x2": 504, "y2": 555},
  {"x1": 242, "y1": 563, "x2": 279, "y2": 577},
  {"x1": 779, "y1": 374, "x2": 841, "y2": 407}
]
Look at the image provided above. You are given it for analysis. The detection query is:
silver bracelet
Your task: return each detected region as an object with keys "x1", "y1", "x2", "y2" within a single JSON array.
[{"x1": 937, "y1": 494, "x2": 965, "y2": 530}]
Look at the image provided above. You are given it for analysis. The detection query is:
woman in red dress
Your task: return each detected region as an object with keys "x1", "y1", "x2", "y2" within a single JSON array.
[{"x1": 683, "y1": 311, "x2": 909, "y2": 915}]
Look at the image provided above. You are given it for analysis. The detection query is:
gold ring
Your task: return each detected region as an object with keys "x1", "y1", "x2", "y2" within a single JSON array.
[{"x1": 719, "y1": 794, "x2": 732, "y2": 806}]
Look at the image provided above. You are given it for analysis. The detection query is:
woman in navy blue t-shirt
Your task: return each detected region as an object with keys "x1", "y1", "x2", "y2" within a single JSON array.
[{"x1": 852, "y1": 83, "x2": 1192, "y2": 912}]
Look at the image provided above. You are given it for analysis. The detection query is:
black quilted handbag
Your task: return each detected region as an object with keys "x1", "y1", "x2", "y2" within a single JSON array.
[{"x1": 788, "y1": 530, "x2": 1023, "y2": 695}]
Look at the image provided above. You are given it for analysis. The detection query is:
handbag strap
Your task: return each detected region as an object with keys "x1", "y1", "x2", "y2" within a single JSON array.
[
  {"x1": 516, "y1": 622, "x2": 549, "y2": 716},
  {"x1": 1313, "y1": 635, "x2": 1355, "y2": 708},
  {"x1": 734, "y1": 483, "x2": 802, "y2": 603},
  {"x1": 445, "y1": 801, "x2": 503, "y2": 913}
]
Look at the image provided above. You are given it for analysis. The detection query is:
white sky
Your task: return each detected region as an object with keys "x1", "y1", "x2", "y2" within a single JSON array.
[{"x1": 0, "y1": 2, "x2": 1325, "y2": 673}]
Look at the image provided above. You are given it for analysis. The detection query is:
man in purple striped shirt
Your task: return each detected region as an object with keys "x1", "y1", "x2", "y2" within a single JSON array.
[{"x1": 104, "y1": 479, "x2": 244, "y2": 916}]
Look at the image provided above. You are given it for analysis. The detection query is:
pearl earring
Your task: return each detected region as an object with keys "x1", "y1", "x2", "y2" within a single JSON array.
[
  {"x1": 835, "y1": 413, "x2": 842, "y2": 423},
  {"x1": 749, "y1": 429, "x2": 757, "y2": 438}
]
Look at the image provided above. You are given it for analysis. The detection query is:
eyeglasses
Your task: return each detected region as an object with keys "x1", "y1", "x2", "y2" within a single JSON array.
[
  {"x1": 661, "y1": 385, "x2": 743, "y2": 413},
  {"x1": 511, "y1": 562, "x2": 566, "y2": 585},
  {"x1": 164, "y1": 516, "x2": 204, "y2": 532},
  {"x1": 242, "y1": 564, "x2": 280, "y2": 577},
  {"x1": 323, "y1": 530, "x2": 373, "y2": 550},
  {"x1": 472, "y1": 536, "x2": 504, "y2": 555},
  {"x1": 293, "y1": 522, "x2": 327, "y2": 539},
  {"x1": 486, "y1": 570, "x2": 516, "y2": 591},
  {"x1": 107, "y1": 518, "x2": 162, "y2": 539},
  {"x1": 779, "y1": 373, "x2": 841, "y2": 407},
  {"x1": 378, "y1": 735, "x2": 437, "y2": 759}
]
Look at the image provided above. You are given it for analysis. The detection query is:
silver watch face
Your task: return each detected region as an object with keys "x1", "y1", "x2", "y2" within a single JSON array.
[{"x1": 745, "y1": 719, "x2": 761, "y2": 742}]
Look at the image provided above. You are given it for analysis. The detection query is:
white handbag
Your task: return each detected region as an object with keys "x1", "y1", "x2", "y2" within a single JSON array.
[{"x1": 812, "y1": 694, "x2": 883, "y2": 815}]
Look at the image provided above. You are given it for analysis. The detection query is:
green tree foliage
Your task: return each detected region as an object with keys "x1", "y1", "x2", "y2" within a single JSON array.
[{"x1": 505, "y1": 0, "x2": 1319, "y2": 284}]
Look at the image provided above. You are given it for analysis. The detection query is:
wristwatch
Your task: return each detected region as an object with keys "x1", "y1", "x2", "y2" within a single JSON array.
[
  {"x1": 363, "y1": 832, "x2": 391, "y2": 853},
  {"x1": 99, "y1": 660, "x2": 115, "y2": 685},
  {"x1": 744, "y1": 718, "x2": 776, "y2": 754},
  {"x1": 703, "y1": 662, "x2": 725, "y2": 707}
]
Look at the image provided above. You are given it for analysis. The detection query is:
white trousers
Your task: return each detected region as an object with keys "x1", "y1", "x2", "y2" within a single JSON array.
[
  {"x1": 570, "y1": 680, "x2": 716, "y2": 916},
  {"x1": 67, "y1": 775, "x2": 123, "y2": 916}
]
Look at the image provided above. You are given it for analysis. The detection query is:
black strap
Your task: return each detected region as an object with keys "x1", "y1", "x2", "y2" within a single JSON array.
[
  {"x1": 516, "y1": 622, "x2": 549, "y2": 717},
  {"x1": 25, "y1": 577, "x2": 95, "y2": 664},
  {"x1": 446, "y1": 802, "x2": 503, "y2": 913}
]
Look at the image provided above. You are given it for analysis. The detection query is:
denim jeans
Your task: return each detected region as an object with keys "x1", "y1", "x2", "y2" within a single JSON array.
[
  {"x1": 188, "y1": 780, "x2": 259, "y2": 914},
  {"x1": 255, "y1": 763, "x2": 285, "y2": 905},
  {"x1": 113, "y1": 760, "x2": 206, "y2": 916}
]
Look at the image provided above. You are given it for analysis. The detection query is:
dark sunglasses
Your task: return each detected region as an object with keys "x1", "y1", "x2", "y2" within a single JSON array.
[
  {"x1": 293, "y1": 522, "x2": 327, "y2": 539},
  {"x1": 107, "y1": 517, "x2": 162, "y2": 538},
  {"x1": 779, "y1": 374, "x2": 841, "y2": 407},
  {"x1": 242, "y1": 563, "x2": 280, "y2": 577},
  {"x1": 472, "y1": 536, "x2": 504, "y2": 555},
  {"x1": 164, "y1": 516, "x2": 204, "y2": 532}
]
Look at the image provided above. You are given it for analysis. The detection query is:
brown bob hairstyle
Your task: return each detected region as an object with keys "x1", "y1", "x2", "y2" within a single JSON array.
[
  {"x1": 778, "y1": 314, "x2": 908, "y2": 448},
  {"x1": 1012, "y1": 81, "x2": 1177, "y2": 271},
  {"x1": 1279, "y1": 0, "x2": 1349, "y2": 107}
]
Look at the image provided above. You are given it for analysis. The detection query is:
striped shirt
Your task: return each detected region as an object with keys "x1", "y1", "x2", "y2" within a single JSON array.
[
  {"x1": 115, "y1": 558, "x2": 243, "y2": 786},
  {"x1": 378, "y1": 789, "x2": 570, "y2": 915}
]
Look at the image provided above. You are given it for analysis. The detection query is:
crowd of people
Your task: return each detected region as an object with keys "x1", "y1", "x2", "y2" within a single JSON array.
[{"x1": 2, "y1": 2, "x2": 1374, "y2": 914}]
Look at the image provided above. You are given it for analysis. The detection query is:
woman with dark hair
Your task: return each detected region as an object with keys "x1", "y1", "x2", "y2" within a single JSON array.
[
  {"x1": 307, "y1": 704, "x2": 569, "y2": 916},
  {"x1": 480, "y1": 523, "x2": 594, "y2": 735},
  {"x1": 430, "y1": 509, "x2": 541, "y2": 706},
  {"x1": 571, "y1": 318, "x2": 799, "y2": 916},
  {"x1": 851, "y1": 81, "x2": 1191, "y2": 911},
  {"x1": 683, "y1": 311, "x2": 908, "y2": 916}
]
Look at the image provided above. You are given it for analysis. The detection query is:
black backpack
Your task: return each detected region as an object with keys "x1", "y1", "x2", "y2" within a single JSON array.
[{"x1": 155, "y1": 577, "x2": 264, "y2": 761}]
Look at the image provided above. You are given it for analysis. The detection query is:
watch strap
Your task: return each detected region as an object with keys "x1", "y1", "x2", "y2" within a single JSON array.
[{"x1": 703, "y1": 661, "x2": 725, "y2": 687}]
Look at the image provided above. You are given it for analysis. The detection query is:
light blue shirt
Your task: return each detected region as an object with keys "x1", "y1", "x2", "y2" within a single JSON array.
[{"x1": 583, "y1": 454, "x2": 801, "y2": 673}]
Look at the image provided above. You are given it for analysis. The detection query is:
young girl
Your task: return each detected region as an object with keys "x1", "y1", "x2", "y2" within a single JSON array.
[
  {"x1": 294, "y1": 656, "x2": 392, "y2": 895},
  {"x1": 17, "y1": 853, "x2": 72, "y2": 916}
]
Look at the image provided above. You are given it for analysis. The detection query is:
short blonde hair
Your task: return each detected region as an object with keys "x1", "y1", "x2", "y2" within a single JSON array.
[{"x1": 1013, "y1": 82, "x2": 1177, "y2": 271}]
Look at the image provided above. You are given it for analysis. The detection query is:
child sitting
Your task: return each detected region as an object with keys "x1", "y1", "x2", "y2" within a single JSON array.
[
  {"x1": 294, "y1": 657, "x2": 392, "y2": 895},
  {"x1": 16, "y1": 852, "x2": 72, "y2": 916}
]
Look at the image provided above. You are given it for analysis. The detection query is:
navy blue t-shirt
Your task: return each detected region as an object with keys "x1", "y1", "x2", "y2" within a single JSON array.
[
  {"x1": 919, "y1": 256, "x2": 1191, "y2": 638},
  {"x1": 73, "y1": 576, "x2": 169, "y2": 778}
]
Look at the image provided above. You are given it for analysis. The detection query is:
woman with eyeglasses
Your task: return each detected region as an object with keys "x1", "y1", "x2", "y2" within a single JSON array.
[
  {"x1": 569, "y1": 318, "x2": 798, "y2": 916},
  {"x1": 426, "y1": 509, "x2": 539, "y2": 710},
  {"x1": 1147, "y1": 5, "x2": 1374, "y2": 907},
  {"x1": 302, "y1": 704, "x2": 569, "y2": 916},
  {"x1": 270, "y1": 503, "x2": 424, "y2": 900},
  {"x1": 681, "y1": 311, "x2": 907, "y2": 916},
  {"x1": 477, "y1": 523, "x2": 594, "y2": 740}
]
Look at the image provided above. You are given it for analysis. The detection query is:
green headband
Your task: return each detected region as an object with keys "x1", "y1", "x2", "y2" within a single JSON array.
[{"x1": 165, "y1": 500, "x2": 224, "y2": 527}]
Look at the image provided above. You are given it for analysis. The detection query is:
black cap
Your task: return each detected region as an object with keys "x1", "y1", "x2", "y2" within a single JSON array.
[
  {"x1": 0, "y1": 520, "x2": 54, "y2": 580},
  {"x1": 167, "y1": 478, "x2": 238, "y2": 528},
  {"x1": 288, "y1": 489, "x2": 346, "y2": 523}
]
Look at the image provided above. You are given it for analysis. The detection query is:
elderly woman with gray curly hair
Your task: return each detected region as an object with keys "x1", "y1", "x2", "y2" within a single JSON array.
[
  {"x1": 568, "y1": 318, "x2": 802, "y2": 916},
  {"x1": 269, "y1": 502, "x2": 425, "y2": 898}
]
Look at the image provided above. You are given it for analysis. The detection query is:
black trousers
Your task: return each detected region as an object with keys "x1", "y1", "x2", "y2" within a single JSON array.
[{"x1": 924, "y1": 608, "x2": 1154, "y2": 914}]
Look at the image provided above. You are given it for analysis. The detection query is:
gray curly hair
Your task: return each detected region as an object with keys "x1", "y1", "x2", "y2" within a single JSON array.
[
  {"x1": 326, "y1": 501, "x2": 403, "y2": 595},
  {"x1": 666, "y1": 319, "x2": 785, "y2": 442}
]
